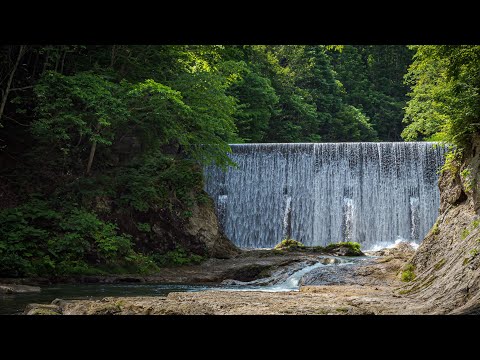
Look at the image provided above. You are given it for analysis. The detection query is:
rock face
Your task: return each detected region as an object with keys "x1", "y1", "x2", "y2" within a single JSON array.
[
  {"x1": 120, "y1": 191, "x2": 240, "y2": 259},
  {"x1": 398, "y1": 138, "x2": 480, "y2": 314},
  {"x1": 184, "y1": 201, "x2": 240, "y2": 259}
]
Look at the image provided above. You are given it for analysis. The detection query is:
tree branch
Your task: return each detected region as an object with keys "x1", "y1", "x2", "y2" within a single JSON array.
[
  {"x1": 9, "y1": 85, "x2": 34, "y2": 92},
  {"x1": 3, "y1": 115, "x2": 30, "y2": 126},
  {"x1": 0, "y1": 45, "x2": 26, "y2": 123}
]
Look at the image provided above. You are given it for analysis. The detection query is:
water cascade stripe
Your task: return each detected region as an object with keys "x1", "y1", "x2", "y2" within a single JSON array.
[{"x1": 204, "y1": 142, "x2": 447, "y2": 249}]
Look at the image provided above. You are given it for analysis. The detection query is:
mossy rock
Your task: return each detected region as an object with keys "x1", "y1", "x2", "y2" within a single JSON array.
[
  {"x1": 434, "y1": 258, "x2": 446, "y2": 270},
  {"x1": 25, "y1": 304, "x2": 62, "y2": 315},
  {"x1": 27, "y1": 308, "x2": 61, "y2": 315},
  {"x1": 274, "y1": 239, "x2": 305, "y2": 251},
  {"x1": 324, "y1": 242, "x2": 364, "y2": 256},
  {"x1": 91, "y1": 303, "x2": 123, "y2": 315}
]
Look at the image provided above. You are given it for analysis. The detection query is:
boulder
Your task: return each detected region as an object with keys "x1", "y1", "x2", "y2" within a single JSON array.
[{"x1": 184, "y1": 201, "x2": 240, "y2": 259}]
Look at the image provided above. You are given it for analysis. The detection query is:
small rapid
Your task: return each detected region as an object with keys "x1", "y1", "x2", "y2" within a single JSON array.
[{"x1": 219, "y1": 256, "x2": 358, "y2": 292}]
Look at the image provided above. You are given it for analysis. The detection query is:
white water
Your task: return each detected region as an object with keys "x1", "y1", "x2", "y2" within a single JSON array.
[
  {"x1": 204, "y1": 142, "x2": 446, "y2": 249},
  {"x1": 366, "y1": 237, "x2": 420, "y2": 252},
  {"x1": 282, "y1": 196, "x2": 292, "y2": 239},
  {"x1": 219, "y1": 259, "x2": 354, "y2": 292}
]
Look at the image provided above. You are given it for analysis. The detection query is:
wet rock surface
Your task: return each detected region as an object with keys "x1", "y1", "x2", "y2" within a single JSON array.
[
  {"x1": 0, "y1": 284, "x2": 41, "y2": 294},
  {"x1": 24, "y1": 242, "x2": 429, "y2": 315}
]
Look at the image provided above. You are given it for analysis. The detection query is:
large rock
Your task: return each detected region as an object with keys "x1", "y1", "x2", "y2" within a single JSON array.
[{"x1": 184, "y1": 201, "x2": 240, "y2": 259}]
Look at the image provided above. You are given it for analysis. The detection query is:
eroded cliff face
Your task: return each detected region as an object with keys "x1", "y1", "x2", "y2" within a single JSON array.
[
  {"x1": 183, "y1": 201, "x2": 240, "y2": 258},
  {"x1": 106, "y1": 191, "x2": 240, "y2": 260},
  {"x1": 399, "y1": 138, "x2": 480, "y2": 314}
]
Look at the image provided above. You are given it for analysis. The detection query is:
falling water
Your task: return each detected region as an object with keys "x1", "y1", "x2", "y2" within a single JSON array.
[
  {"x1": 282, "y1": 196, "x2": 292, "y2": 239},
  {"x1": 343, "y1": 198, "x2": 354, "y2": 243},
  {"x1": 204, "y1": 142, "x2": 447, "y2": 249},
  {"x1": 410, "y1": 197, "x2": 420, "y2": 242}
]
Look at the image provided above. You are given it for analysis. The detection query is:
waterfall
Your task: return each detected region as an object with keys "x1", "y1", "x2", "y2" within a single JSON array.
[
  {"x1": 410, "y1": 197, "x2": 420, "y2": 242},
  {"x1": 204, "y1": 142, "x2": 447, "y2": 249},
  {"x1": 343, "y1": 197, "x2": 354, "y2": 243},
  {"x1": 282, "y1": 196, "x2": 292, "y2": 239}
]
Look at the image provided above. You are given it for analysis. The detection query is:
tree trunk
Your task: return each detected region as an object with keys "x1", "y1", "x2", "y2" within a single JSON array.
[
  {"x1": 0, "y1": 45, "x2": 26, "y2": 123},
  {"x1": 110, "y1": 45, "x2": 116, "y2": 67},
  {"x1": 86, "y1": 140, "x2": 97, "y2": 175},
  {"x1": 32, "y1": 48, "x2": 40, "y2": 77},
  {"x1": 60, "y1": 48, "x2": 67, "y2": 74},
  {"x1": 42, "y1": 48, "x2": 50, "y2": 74},
  {"x1": 54, "y1": 47, "x2": 61, "y2": 72},
  {"x1": 86, "y1": 123, "x2": 100, "y2": 175}
]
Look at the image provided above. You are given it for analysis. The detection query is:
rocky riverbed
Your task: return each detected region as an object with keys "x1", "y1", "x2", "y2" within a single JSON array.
[{"x1": 21, "y1": 242, "x2": 451, "y2": 315}]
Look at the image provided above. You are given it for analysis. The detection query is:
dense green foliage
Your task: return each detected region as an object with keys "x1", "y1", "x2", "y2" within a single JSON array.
[
  {"x1": 152, "y1": 247, "x2": 204, "y2": 267},
  {"x1": 330, "y1": 46, "x2": 413, "y2": 140},
  {"x1": 0, "y1": 45, "x2": 414, "y2": 276},
  {"x1": 0, "y1": 199, "x2": 158, "y2": 276},
  {"x1": 402, "y1": 45, "x2": 480, "y2": 150}
]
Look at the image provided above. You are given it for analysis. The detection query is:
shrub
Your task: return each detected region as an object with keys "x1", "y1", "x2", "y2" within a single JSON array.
[
  {"x1": 401, "y1": 264, "x2": 416, "y2": 282},
  {"x1": 0, "y1": 199, "x2": 158, "y2": 277},
  {"x1": 152, "y1": 247, "x2": 204, "y2": 267}
]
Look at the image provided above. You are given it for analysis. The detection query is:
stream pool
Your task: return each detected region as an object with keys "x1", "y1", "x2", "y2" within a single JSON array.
[{"x1": 1, "y1": 256, "x2": 369, "y2": 315}]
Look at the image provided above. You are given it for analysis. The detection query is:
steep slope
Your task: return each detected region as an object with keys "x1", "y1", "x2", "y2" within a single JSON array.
[{"x1": 398, "y1": 139, "x2": 480, "y2": 314}]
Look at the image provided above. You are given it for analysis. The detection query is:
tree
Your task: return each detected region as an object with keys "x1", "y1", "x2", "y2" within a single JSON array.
[
  {"x1": 329, "y1": 45, "x2": 413, "y2": 141},
  {"x1": 402, "y1": 45, "x2": 480, "y2": 149}
]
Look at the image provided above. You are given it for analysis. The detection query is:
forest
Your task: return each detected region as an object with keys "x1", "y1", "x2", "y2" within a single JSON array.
[{"x1": 1, "y1": 45, "x2": 479, "y2": 278}]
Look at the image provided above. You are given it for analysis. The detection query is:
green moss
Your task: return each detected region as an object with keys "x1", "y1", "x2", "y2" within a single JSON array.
[
  {"x1": 401, "y1": 264, "x2": 416, "y2": 282},
  {"x1": 431, "y1": 221, "x2": 440, "y2": 235},
  {"x1": 274, "y1": 239, "x2": 305, "y2": 251},
  {"x1": 335, "y1": 307, "x2": 349, "y2": 313},
  {"x1": 421, "y1": 276, "x2": 436, "y2": 289},
  {"x1": 463, "y1": 258, "x2": 470, "y2": 266},
  {"x1": 472, "y1": 219, "x2": 480, "y2": 229},
  {"x1": 461, "y1": 228, "x2": 470, "y2": 240},
  {"x1": 433, "y1": 258, "x2": 446, "y2": 270},
  {"x1": 324, "y1": 241, "x2": 363, "y2": 256},
  {"x1": 470, "y1": 248, "x2": 479, "y2": 257},
  {"x1": 461, "y1": 168, "x2": 470, "y2": 178},
  {"x1": 29, "y1": 308, "x2": 61, "y2": 315},
  {"x1": 440, "y1": 149, "x2": 462, "y2": 181},
  {"x1": 461, "y1": 168, "x2": 474, "y2": 192},
  {"x1": 407, "y1": 276, "x2": 437, "y2": 293}
]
